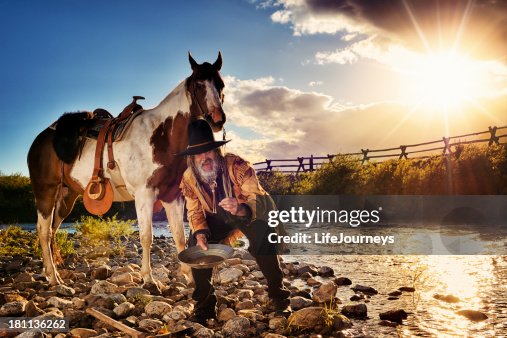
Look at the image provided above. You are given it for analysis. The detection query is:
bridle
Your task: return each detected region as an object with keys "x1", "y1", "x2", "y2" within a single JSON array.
[{"x1": 189, "y1": 79, "x2": 227, "y2": 141}]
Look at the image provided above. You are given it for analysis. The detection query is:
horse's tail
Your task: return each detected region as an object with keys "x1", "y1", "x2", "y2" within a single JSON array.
[{"x1": 53, "y1": 112, "x2": 94, "y2": 163}]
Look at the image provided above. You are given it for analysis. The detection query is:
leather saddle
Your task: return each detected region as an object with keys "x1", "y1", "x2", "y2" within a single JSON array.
[{"x1": 83, "y1": 96, "x2": 144, "y2": 215}]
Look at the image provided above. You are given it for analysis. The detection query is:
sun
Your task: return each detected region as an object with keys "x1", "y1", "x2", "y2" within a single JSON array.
[{"x1": 404, "y1": 51, "x2": 481, "y2": 110}]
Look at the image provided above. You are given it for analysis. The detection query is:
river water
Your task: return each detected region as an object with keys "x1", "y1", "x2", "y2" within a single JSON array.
[{"x1": 2, "y1": 222, "x2": 506, "y2": 337}]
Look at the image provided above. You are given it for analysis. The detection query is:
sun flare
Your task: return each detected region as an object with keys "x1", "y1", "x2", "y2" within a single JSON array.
[{"x1": 405, "y1": 51, "x2": 483, "y2": 110}]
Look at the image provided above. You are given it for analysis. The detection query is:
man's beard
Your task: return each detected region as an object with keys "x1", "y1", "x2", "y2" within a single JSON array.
[{"x1": 195, "y1": 158, "x2": 219, "y2": 184}]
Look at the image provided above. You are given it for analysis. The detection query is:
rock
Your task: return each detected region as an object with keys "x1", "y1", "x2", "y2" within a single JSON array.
[
  {"x1": 90, "y1": 280, "x2": 117, "y2": 294},
  {"x1": 291, "y1": 290, "x2": 312, "y2": 299},
  {"x1": 299, "y1": 272, "x2": 313, "y2": 279},
  {"x1": 163, "y1": 310, "x2": 186, "y2": 321},
  {"x1": 113, "y1": 302, "x2": 135, "y2": 318},
  {"x1": 398, "y1": 286, "x2": 415, "y2": 292},
  {"x1": 110, "y1": 272, "x2": 134, "y2": 284},
  {"x1": 14, "y1": 272, "x2": 35, "y2": 283},
  {"x1": 238, "y1": 309, "x2": 264, "y2": 322},
  {"x1": 379, "y1": 319, "x2": 399, "y2": 327},
  {"x1": 25, "y1": 300, "x2": 44, "y2": 317},
  {"x1": 220, "y1": 268, "x2": 244, "y2": 284},
  {"x1": 269, "y1": 316, "x2": 287, "y2": 331},
  {"x1": 388, "y1": 291, "x2": 402, "y2": 297},
  {"x1": 288, "y1": 307, "x2": 325, "y2": 329},
  {"x1": 3, "y1": 293, "x2": 27, "y2": 303},
  {"x1": 69, "y1": 328, "x2": 97, "y2": 338},
  {"x1": 251, "y1": 271, "x2": 264, "y2": 280},
  {"x1": 71, "y1": 298, "x2": 86, "y2": 310},
  {"x1": 332, "y1": 314, "x2": 353, "y2": 330},
  {"x1": 379, "y1": 309, "x2": 408, "y2": 324},
  {"x1": 226, "y1": 258, "x2": 242, "y2": 265},
  {"x1": 107, "y1": 293, "x2": 127, "y2": 305},
  {"x1": 237, "y1": 289, "x2": 254, "y2": 299},
  {"x1": 341, "y1": 304, "x2": 367, "y2": 319},
  {"x1": 138, "y1": 318, "x2": 163, "y2": 332},
  {"x1": 318, "y1": 266, "x2": 334, "y2": 277},
  {"x1": 218, "y1": 308, "x2": 236, "y2": 322},
  {"x1": 297, "y1": 265, "x2": 318, "y2": 276},
  {"x1": 434, "y1": 294, "x2": 460, "y2": 303},
  {"x1": 12, "y1": 329, "x2": 44, "y2": 338},
  {"x1": 235, "y1": 300, "x2": 254, "y2": 311},
  {"x1": 0, "y1": 300, "x2": 26, "y2": 316},
  {"x1": 456, "y1": 310, "x2": 488, "y2": 322},
  {"x1": 264, "y1": 334, "x2": 287, "y2": 338},
  {"x1": 388, "y1": 297, "x2": 399, "y2": 301},
  {"x1": 55, "y1": 285, "x2": 75, "y2": 297},
  {"x1": 334, "y1": 277, "x2": 352, "y2": 286},
  {"x1": 222, "y1": 316, "x2": 251, "y2": 337},
  {"x1": 290, "y1": 296, "x2": 313, "y2": 310},
  {"x1": 126, "y1": 287, "x2": 150, "y2": 299},
  {"x1": 194, "y1": 328, "x2": 214, "y2": 337},
  {"x1": 351, "y1": 284, "x2": 378, "y2": 295},
  {"x1": 47, "y1": 297, "x2": 73, "y2": 309},
  {"x1": 145, "y1": 301, "x2": 172, "y2": 317},
  {"x1": 307, "y1": 278, "x2": 322, "y2": 287},
  {"x1": 312, "y1": 281, "x2": 337, "y2": 303},
  {"x1": 350, "y1": 294, "x2": 364, "y2": 301},
  {"x1": 91, "y1": 266, "x2": 111, "y2": 280}
]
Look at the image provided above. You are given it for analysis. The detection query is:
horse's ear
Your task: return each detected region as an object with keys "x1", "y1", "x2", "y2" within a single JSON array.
[
  {"x1": 213, "y1": 52, "x2": 222, "y2": 71},
  {"x1": 189, "y1": 52, "x2": 199, "y2": 71}
]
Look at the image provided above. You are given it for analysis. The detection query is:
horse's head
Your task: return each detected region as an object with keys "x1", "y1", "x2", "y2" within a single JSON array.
[{"x1": 187, "y1": 52, "x2": 226, "y2": 132}]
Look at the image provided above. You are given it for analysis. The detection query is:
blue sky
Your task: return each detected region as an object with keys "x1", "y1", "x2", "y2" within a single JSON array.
[{"x1": 1, "y1": 0, "x2": 507, "y2": 175}]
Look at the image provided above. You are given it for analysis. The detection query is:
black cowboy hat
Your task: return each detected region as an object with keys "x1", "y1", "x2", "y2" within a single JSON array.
[{"x1": 176, "y1": 119, "x2": 230, "y2": 156}]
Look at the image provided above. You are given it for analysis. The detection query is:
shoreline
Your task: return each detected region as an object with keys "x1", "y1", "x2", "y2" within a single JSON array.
[{"x1": 0, "y1": 235, "x2": 505, "y2": 337}]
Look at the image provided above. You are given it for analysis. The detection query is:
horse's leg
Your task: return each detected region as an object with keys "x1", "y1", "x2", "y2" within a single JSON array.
[
  {"x1": 51, "y1": 187, "x2": 79, "y2": 266},
  {"x1": 162, "y1": 197, "x2": 192, "y2": 283},
  {"x1": 36, "y1": 209, "x2": 63, "y2": 285},
  {"x1": 134, "y1": 188, "x2": 162, "y2": 293}
]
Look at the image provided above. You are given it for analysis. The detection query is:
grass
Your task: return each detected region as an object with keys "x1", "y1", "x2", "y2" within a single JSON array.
[
  {"x1": 0, "y1": 225, "x2": 75, "y2": 258},
  {"x1": 74, "y1": 215, "x2": 135, "y2": 255}
]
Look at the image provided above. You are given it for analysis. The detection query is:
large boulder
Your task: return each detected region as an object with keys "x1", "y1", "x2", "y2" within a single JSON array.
[{"x1": 287, "y1": 307, "x2": 325, "y2": 329}]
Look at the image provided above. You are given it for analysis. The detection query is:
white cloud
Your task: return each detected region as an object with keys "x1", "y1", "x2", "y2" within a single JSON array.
[
  {"x1": 308, "y1": 80, "x2": 323, "y2": 87},
  {"x1": 222, "y1": 74, "x2": 507, "y2": 163},
  {"x1": 269, "y1": 0, "x2": 369, "y2": 37}
]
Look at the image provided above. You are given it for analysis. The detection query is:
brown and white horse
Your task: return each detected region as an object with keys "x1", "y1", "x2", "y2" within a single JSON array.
[{"x1": 27, "y1": 53, "x2": 226, "y2": 290}]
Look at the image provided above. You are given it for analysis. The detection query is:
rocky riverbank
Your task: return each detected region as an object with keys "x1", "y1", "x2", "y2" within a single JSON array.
[{"x1": 0, "y1": 235, "x2": 491, "y2": 337}]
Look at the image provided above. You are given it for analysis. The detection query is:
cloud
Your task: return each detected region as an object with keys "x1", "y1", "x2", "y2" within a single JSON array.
[
  {"x1": 222, "y1": 75, "x2": 507, "y2": 163},
  {"x1": 266, "y1": 0, "x2": 507, "y2": 60},
  {"x1": 308, "y1": 80, "x2": 323, "y2": 87}
]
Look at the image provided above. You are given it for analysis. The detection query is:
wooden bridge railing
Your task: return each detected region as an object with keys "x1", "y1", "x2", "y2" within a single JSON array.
[{"x1": 253, "y1": 125, "x2": 507, "y2": 173}]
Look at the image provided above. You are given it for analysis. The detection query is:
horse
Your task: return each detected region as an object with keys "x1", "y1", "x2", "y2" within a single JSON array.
[{"x1": 27, "y1": 52, "x2": 226, "y2": 292}]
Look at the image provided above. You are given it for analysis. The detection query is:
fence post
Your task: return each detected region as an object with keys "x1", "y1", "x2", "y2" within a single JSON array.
[
  {"x1": 266, "y1": 159, "x2": 272, "y2": 171},
  {"x1": 327, "y1": 154, "x2": 334, "y2": 164},
  {"x1": 399, "y1": 145, "x2": 408, "y2": 159},
  {"x1": 488, "y1": 126, "x2": 499, "y2": 145},
  {"x1": 297, "y1": 157, "x2": 304, "y2": 173},
  {"x1": 361, "y1": 149, "x2": 369, "y2": 164},
  {"x1": 442, "y1": 137, "x2": 451, "y2": 155},
  {"x1": 309, "y1": 155, "x2": 314, "y2": 171}
]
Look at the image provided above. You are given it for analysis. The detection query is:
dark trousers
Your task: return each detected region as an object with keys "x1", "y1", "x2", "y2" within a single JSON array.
[{"x1": 188, "y1": 219, "x2": 289, "y2": 317}]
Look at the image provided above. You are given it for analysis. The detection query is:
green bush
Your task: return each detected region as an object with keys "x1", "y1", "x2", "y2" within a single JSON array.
[
  {"x1": 0, "y1": 225, "x2": 75, "y2": 258},
  {"x1": 74, "y1": 215, "x2": 135, "y2": 254},
  {"x1": 264, "y1": 144, "x2": 507, "y2": 195}
]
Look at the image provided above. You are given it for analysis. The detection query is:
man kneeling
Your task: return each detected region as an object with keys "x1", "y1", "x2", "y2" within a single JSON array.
[{"x1": 178, "y1": 119, "x2": 291, "y2": 324}]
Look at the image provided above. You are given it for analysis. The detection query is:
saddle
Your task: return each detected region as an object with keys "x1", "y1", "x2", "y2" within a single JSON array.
[{"x1": 83, "y1": 96, "x2": 144, "y2": 215}]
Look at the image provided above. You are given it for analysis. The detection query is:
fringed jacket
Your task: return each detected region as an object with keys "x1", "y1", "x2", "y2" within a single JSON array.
[{"x1": 180, "y1": 153, "x2": 276, "y2": 246}]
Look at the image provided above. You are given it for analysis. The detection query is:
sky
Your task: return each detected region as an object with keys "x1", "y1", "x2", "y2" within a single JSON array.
[{"x1": 1, "y1": 0, "x2": 507, "y2": 175}]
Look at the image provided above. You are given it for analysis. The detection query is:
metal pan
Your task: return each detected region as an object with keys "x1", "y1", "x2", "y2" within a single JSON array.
[{"x1": 178, "y1": 244, "x2": 234, "y2": 269}]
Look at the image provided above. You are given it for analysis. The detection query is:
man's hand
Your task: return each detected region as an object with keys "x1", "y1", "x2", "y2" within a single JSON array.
[
  {"x1": 219, "y1": 198, "x2": 247, "y2": 216},
  {"x1": 195, "y1": 233, "x2": 208, "y2": 250}
]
